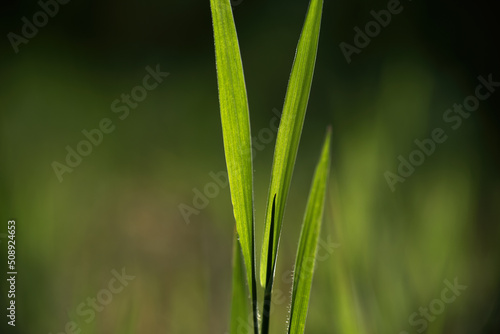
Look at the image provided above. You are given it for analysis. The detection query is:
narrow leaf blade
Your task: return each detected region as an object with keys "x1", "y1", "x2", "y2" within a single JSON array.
[
  {"x1": 288, "y1": 128, "x2": 331, "y2": 334},
  {"x1": 210, "y1": 0, "x2": 254, "y2": 296},
  {"x1": 230, "y1": 230, "x2": 249, "y2": 333},
  {"x1": 261, "y1": 195, "x2": 277, "y2": 334},
  {"x1": 260, "y1": 0, "x2": 324, "y2": 286}
]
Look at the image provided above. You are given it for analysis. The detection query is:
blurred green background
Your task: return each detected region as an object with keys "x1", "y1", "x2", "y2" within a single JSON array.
[{"x1": 1, "y1": 0, "x2": 499, "y2": 333}]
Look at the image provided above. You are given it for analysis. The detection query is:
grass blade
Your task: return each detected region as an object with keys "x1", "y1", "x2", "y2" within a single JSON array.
[
  {"x1": 260, "y1": 0, "x2": 324, "y2": 286},
  {"x1": 230, "y1": 230, "x2": 249, "y2": 333},
  {"x1": 288, "y1": 128, "x2": 331, "y2": 334},
  {"x1": 209, "y1": 1, "x2": 258, "y2": 333},
  {"x1": 261, "y1": 194, "x2": 277, "y2": 334}
]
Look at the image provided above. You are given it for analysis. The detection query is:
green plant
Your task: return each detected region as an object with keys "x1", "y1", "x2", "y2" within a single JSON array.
[{"x1": 209, "y1": 0, "x2": 328, "y2": 333}]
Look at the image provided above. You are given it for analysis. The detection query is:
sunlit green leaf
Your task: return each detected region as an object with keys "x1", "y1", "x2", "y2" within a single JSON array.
[
  {"x1": 260, "y1": 0, "x2": 324, "y2": 286},
  {"x1": 230, "y1": 230, "x2": 249, "y2": 333},
  {"x1": 209, "y1": 0, "x2": 258, "y2": 332},
  {"x1": 261, "y1": 195, "x2": 277, "y2": 334},
  {"x1": 288, "y1": 128, "x2": 331, "y2": 334}
]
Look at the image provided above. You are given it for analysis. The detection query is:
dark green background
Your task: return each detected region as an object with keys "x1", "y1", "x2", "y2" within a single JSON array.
[{"x1": 1, "y1": 0, "x2": 499, "y2": 333}]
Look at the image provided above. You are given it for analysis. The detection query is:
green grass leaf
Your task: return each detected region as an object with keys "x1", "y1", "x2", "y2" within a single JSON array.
[
  {"x1": 261, "y1": 194, "x2": 277, "y2": 334},
  {"x1": 288, "y1": 128, "x2": 331, "y2": 334},
  {"x1": 260, "y1": 0, "x2": 324, "y2": 287},
  {"x1": 230, "y1": 230, "x2": 249, "y2": 333},
  {"x1": 209, "y1": 1, "x2": 258, "y2": 332}
]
